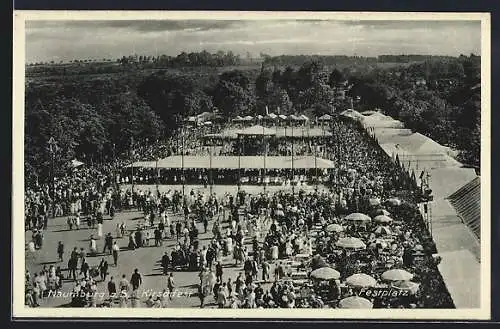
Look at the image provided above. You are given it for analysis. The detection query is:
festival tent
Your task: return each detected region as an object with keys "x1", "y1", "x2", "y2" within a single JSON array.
[
  {"x1": 372, "y1": 128, "x2": 413, "y2": 144},
  {"x1": 293, "y1": 156, "x2": 335, "y2": 169},
  {"x1": 232, "y1": 115, "x2": 244, "y2": 122},
  {"x1": 427, "y1": 167, "x2": 477, "y2": 199},
  {"x1": 300, "y1": 114, "x2": 310, "y2": 121},
  {"x1": 237, "y1": 125, "x2": 276, "y2": 136},
  {"x1": 361, "y1": 116, "x2": 405, "y2": 128},
  {"x1": 243, "y1": 115, "x2": 254, "y2": 121},
  {"x1": 388, "y1": 133, "x2": 451, "y2": 155},
  {"x1": 256, "y1": 115, "x2": 264, "y2": 120},
  {"x1": 289, "y1": 114, "x2": 301, "y2": 121},
  {"x1": 367, "y1": 112, "x2": 392, "y2": 120},
  {"x1": 318, "y1": 114, "x2": 332, "y2": 121},
  {"x1": 267, "y1": 113, "x2": 278, "y2": 120},
  {"x1": 278, "y1": 127, "x2": 332, "y2": 138},
  {"x1": 340, "y1": 109, "x2": 364, "y2": 121},
  {"x1": 278, "y1": 114, "x2": 288, "y2": 120}
]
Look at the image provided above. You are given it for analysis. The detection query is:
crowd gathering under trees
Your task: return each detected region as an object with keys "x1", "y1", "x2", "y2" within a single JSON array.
[{"x1": 25, "y1": 52, "x2": 480, "y2": 185}]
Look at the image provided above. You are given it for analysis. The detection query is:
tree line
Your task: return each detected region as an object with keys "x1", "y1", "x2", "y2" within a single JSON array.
[{"x1": 25, "y1": 53, "x2": 481, "y2": 183}]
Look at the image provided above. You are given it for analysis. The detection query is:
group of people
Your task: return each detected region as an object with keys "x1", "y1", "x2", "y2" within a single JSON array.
[{"x1": 24, "y1": 115, "x2": 453, "y2": 309}]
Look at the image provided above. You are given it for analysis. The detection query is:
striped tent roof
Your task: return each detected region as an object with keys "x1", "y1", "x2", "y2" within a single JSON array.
[{"x1": 447, "y1": 177, "x2": 481, "y2": 240}]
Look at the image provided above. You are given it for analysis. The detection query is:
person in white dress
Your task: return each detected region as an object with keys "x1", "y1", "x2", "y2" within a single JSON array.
[
  {"x1": 225, "y1": 236, "x2": 233, "y2": 256},
  {"x1": 271, "y1": 245, "x2": 279, "y2": 261},
  {"x1": 97, "y1": 222, "x2": 103, "y2": 239},
  {"x1": 75, "y1": 213, "x2": 81, "y2": 230},
  {"x1": 89, "y1": 236, "x2": 97, "y2": 255},
  {"x1": 116, "y1": 223, "x2": 122, "y2": 238}
]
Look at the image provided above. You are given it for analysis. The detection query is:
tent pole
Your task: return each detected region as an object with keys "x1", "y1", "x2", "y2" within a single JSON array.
[{"x1": 181, "y1": 125, "x2": 185, "y2": 199}]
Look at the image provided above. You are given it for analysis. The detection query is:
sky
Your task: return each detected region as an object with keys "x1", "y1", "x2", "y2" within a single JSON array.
[{"x1": 25, "y1": 20, "x2": 482, "y2": 63}]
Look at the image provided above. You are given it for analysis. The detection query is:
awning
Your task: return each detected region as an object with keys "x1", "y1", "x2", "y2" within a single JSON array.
[
  {"x1": 125, "y1": 155, "x2": 335, "y2": 170},
  {"x1": 237, "y1": 125, "x2": 276, "y2": 136}
]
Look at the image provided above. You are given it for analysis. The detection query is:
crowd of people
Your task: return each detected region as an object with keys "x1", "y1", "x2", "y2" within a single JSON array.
[{"x1": 24, "y1": 115, "x2": 454, "y2": 309}]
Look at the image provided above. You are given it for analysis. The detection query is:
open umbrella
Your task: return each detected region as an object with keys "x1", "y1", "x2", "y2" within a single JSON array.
[
  {"x1": 336, "y1": 237, "x2": 366, "y2": 249},
  {"x1": 374, "y1": 209, "x2": 391, "y2": 216},
  {"x1": 373, "y1": 215, "x2": 393, "y2": 224},
  {"x1": 374, "y1": 226, "x2": 392, "y2": 235},
  {"x1": 345, "y1": 273, "x2": 377, "y2": 288},
  {"x1": 345, "y1": 213, "x2": 371, "y2": 222},
  {"x1": 391, "y1": 281, "x2": 420, "y2": 294},
  {"x1": 339, "y1": 296, "x2": 373, "y2": 309},
  {"x1": 310, "y1": 267, "x2": 340, "y2": 281},
  {"x1": 368, "y1": 198, "x2": 381, "y2": 207},
  {"x1": 381, "y1": 269, "x2": 414, "y2": 282},
  {"x1": 326, "y1": 223, "x2": 344, "y2": 233},
  {"x1": 413, "y1": 244, "x2": 424, "y2": 251},
  {"x1": 386, "y1": 198, "x2": 402, "y2": 206}
]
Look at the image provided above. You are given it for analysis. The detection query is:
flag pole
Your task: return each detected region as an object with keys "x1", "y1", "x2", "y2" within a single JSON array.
[
  {"x1": 263, "y1": 125, "x2": 267, "y2": 193},
  {"x1": 209, "y1": 133, "x2": 213, "y2": 196},
  {"x1": 238, "y1": 134, "x2": 241, "y2": 193},
  {"x1": 181, "y1": 124, "x2": 185, "y2": 199}
]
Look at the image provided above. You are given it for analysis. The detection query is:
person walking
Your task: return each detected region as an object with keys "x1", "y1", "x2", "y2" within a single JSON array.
[
  {"x1": 161, "y1": 251, "x2": 170, "y2": 275},
  {"x1": 107, "y1": 276, "x2": 117, "y2": 300},
  {"x1": 80, "y1": 258, "x2": 89, "y2": 280},
  {"x1": 130, "y1": 268, "x2": 142, "y2": 291},
  {"x1": 103, "y1": 233, "x2": 113, "y2": 254},
  {"x1": 98, "y1": 258, "x2": 109, "y2": 282},
  {"x1": 215, "y1": 261, "x2": 223, "y2": 283},
  {"x1": 167, "y1": 273, "x2": 175, "y2": 300},
  {"x1": 112, "y1": 241, "x2": 120, "y2": 266},
  {"x1": 57, "y1": 241, "x2": 64, "y2": 262},
  {"x1": 198, "y1": 283, "x2": 205, "y2": 308}
]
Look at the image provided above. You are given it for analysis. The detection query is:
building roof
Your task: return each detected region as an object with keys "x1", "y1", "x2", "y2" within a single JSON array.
[
  {"x1": 237, "y1": 125, "x2": 276, "y2": 136},
  {"x1": 426, "y1": 167, "x2": 478, "y2": 199},
  {"x1": 447, "y1": 177, "x2": 481, "y2": 240},
  {"x1": 340, "y1": 109, "x2": 364, "y2": 120},
  {"x1": 127, "y1": 155, "x2": 335, "y2": 170}
]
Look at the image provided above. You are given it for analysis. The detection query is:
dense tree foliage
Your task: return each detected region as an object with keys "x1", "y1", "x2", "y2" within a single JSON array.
[
  {"x1": 346, "y1": 54, "x2": 481, "y2": 168},
  {"x1": 25, "y1": 52, "x2": 481, "y2": 182}
]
